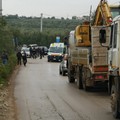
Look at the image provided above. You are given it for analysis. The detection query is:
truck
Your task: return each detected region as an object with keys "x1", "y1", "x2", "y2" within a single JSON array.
[
  {"x1": 67, "y1": 0, "x2": 112, "y2": 90},
  {"x1": 47, "y1": 42, "x2": 66, "y2": 62},
  {"x1": 99, "y1": 8, "x2": 120, "y2": 119}
]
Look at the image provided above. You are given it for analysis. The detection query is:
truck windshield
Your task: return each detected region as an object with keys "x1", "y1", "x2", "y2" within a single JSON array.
[
  {"x1": 110, "y1": 23, "x2": 118, "y2": 48},
  {"x1": 49, "y1": 47, "x2": 63, "y2": 53},
  {"x1": 111, "y1": 11, "x2": 120, "y2": 18},
  {"x1": 110, "y1": 6, "x2": 120, "y2": 18}
]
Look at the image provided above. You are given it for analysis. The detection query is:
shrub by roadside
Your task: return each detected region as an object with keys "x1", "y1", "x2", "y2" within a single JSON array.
[
  {"x1": 0, "y1": 53, "x2": 17, "y2": 120},
  {"x1": 0, "y1": 54, "x2": 17, "y2": 86}
]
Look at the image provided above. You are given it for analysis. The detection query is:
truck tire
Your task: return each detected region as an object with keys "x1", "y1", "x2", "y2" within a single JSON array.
[
  {"x1": 68, "y1": 61, "x2": 75, "y2": 83},
  {"x1": 82, "y1": 69, "x2": 89, "y2": 91},
  {"x1": 68, "y1": 70, "x2": 75, "y2": 83},
  {"x1": 76, "y1": 66, "x2": 83, "y2": 89},
  {"x1": 59, "y1": 67, "x2": 62, "y2": 75},
  {"x1": 111, "y1": 85, "x2": 120, "y2": 118},
  {"x1": 62, "y1": 70, "x2": 65, "y2": 76}
]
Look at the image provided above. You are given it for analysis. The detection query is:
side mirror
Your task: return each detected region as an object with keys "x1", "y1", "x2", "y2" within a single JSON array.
[{"x1": 99, "y1": 29, "x2": 106, "y2": 43}]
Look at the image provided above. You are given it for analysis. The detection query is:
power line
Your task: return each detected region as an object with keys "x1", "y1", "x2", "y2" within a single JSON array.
[
  {"x1": 42, "y1": 11, "x2": 90, "y2": 19},
  {"x1": 43, "y1": 13, "x2": 65, "y2": 18}
]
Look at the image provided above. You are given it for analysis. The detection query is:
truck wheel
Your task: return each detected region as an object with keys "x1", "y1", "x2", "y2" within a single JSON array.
[
  {"x1": 62, "y1": 70, "x2": 65, "y2": 76},
  {"x1": 82, "y1": 70, "x2": 89, "y2": 91},
  {"x1": 68, "y1": 59, "x2": 75, "y2": 83},
  {"x1": 59, "y1": 67, "x2": 62, "y2": 75},
  {"x1": 68, "y1": 68, "x2": 75, "y2": 83},
  {"x1": 111, "y1": 85, "x2": 120, "y2": 118},
  {"x1": 76, "y1": 66, "x2": 83, "y2": 89},
  {"x1": 68, "y1": 71, "x2": 75, "y2": 83}
]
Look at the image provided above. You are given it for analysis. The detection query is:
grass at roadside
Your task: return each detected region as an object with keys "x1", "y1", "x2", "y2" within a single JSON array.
[{"x1": 0, "y1": 54, "x2": 17, "y2": 87}]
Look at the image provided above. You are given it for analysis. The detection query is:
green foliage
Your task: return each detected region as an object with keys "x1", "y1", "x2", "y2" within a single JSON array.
[
  {"x1": 0, "y1": 18, "x2": 7, "y2": 28},
  {"x1": 0, "y1": 54, "x2": 17, "y2": 85},
  {"x1": 0, "y1": 17, "x2": 17, "y2": 86},
  {"x1": 0, "y1": 18, "x2": 15, "y2": 54},
  {"x1": 4, "y1": 15, "x2": 83, "y2": 47}
]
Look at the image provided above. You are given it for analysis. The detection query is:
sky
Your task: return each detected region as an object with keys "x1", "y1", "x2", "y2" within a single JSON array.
[{"x1": 2, "y1": 0, "x2": 120, "y2": 18}]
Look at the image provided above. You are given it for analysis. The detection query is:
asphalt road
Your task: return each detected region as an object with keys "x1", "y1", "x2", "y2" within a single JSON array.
[{"x1": 14, "y1": 57, "x2": 116, "y2": 120}]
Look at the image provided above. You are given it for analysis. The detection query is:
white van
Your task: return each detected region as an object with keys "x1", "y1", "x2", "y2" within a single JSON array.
[{"x1": 47, "y1": 43, "x2": 66, "y2": 62}]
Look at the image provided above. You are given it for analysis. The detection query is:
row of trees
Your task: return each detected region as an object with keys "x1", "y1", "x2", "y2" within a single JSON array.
[
  {"x1": 0, "y1": 18, "x2": 14, "y2": 54},
  {"x1": 3, "y1": 15, "x2": 86, "y2": 47}
]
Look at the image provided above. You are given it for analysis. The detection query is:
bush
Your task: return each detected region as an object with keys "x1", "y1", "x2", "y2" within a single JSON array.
[
  {"x1": 0, "y1": 17, "x2": 17, "y2": 86},
  {"x1": 0, "y1": 53, "x2": 17, "y2": 85}
]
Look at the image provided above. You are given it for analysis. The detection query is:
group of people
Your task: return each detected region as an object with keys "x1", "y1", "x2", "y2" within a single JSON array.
[
  {"x1": 0, "y1": 50, "x2": 27, "y2": 66},
  {"x1": 30, "y1": 47, "x2": 45, "y2": 59},
  {"x1": 1, "y1": 46, "x2": 45, "y2": 66},
  {"x1": 16, "y1": 47, "x2": 45, "y2": 66},
  {"x1": 16, "y1": 50, "x2": 27, "y2": 66}
]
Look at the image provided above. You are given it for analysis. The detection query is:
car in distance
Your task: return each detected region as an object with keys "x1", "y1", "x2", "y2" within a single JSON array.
[
  {"x1": 21, "y1": 47, "x2": 31, "y2": 58},
  {"x1": 59, "y1": 54, "x2": 68, "y2": 76}
]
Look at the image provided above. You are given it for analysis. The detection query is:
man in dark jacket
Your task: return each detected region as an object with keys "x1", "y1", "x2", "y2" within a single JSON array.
[
  {"x1": 39, "y1": 47, "x2": 42, "y2": 59},
  {"x1": 1, "y1": 51, "x2": 8, "y2": 65},
  {"x1": 16, "y1": 51, "x2": 22, "y2": 65},
  {"x1": 42, "y1": 47, "x2": 44, "y2": 57},
  {"x1": 22, "y1": 50, "x2": 27, "y2": 66}
]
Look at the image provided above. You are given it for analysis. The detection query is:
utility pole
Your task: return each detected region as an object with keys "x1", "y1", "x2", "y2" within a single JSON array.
[
  {"x1": 40, "y1": 13, "x2": 43, "y2": 32},
  {"x1": 0, "y1": 0, "x2": 2, "y2": 17},
  {"x1": 89, "y1": 5, "x2": 92, "y2": 24}
]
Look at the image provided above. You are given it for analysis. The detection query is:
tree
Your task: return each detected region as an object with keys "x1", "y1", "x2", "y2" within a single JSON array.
[
  {"x1": 51, "y1": 16, "x2": 55, "y2": 19},
  {"x1": 72, "y1": 16, "x2": 77, "y2": 20}
]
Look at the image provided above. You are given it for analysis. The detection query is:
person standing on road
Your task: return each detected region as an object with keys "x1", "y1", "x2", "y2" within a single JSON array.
[
  {"x1": 39, "y1": 47, "x2": 42, "y2": 59},
  {"x1": 29, "y1": 46, "x2": 33, "y2": 58},
  {"x1": 32, "y1": 47, "x2": 36, "y2": 59},
  {"x1": 16, "y1": 50, "x2": 22, "y2": 65},
  {"x1": 42, "y1": 47, "x2": 44, "y2": 57},
  {"x1": 22, "y1": 50, "x2": 27, "y2": 66}
]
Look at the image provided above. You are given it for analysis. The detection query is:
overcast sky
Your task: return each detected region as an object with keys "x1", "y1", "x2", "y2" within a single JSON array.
[{"x1": 2, "y1": 0, "x2": 119, "y2": 18}]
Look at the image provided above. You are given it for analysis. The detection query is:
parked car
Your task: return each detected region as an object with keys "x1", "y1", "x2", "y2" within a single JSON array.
[
  {"x1": 59, "y1": 54, "x2": 68, "y2": 76},
  {"x1": 21, "y1": 47, "x2": 31, "y2": 58}
]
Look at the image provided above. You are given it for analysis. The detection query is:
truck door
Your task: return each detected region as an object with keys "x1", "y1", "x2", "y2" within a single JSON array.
[{"x1": 109, "y1": 23, "x2": 119, "y2": 70}]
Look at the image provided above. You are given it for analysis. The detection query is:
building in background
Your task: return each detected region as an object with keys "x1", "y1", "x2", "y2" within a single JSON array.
[{"x1": 0, "y1": 0, "x2": 2, "y2": 16}]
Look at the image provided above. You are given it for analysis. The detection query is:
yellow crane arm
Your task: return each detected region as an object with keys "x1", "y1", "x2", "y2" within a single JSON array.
[
  {"x1": 93, "y1": 0, "x2": 112, "y2": 26},
  {"x1": 75, "y1": 22, "x2": 91, "y2": 47}
]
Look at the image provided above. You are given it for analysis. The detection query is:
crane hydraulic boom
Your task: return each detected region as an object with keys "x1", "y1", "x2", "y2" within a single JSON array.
[
  {"x1": 93, "y1": 0, "x2": 112, "y2": 26},
  {"x1": 75, "y1": 0, "x2": 112, "y2": 47}
]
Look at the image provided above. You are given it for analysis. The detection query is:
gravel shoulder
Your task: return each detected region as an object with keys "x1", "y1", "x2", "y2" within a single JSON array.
[{"x1": 0, "y1": 66, "x2": 19, "y2": 120}]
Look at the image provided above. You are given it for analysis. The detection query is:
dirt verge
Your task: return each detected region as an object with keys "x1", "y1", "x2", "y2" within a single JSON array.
[{"x1": 0, "y1": 66, "x2": 19, "y2": 120}]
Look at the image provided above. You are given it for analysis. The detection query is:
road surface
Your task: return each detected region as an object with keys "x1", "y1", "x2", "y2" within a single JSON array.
[{"x1": 14, "y1": 57, "x2": 116, "y2": 120}]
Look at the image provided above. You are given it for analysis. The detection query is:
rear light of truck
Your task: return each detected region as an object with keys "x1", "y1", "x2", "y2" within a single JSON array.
[
  {"x1": 94, "y1": 74, "x2": 108, "y2": 80},
  {"x1": 93, "y1": 66, "x2": 108, "y2": 72}
]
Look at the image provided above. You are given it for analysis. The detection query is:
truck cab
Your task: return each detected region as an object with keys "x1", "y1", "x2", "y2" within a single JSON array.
[{"x1": 99, "y1": 15, "x2": 120, "y2": 118}]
